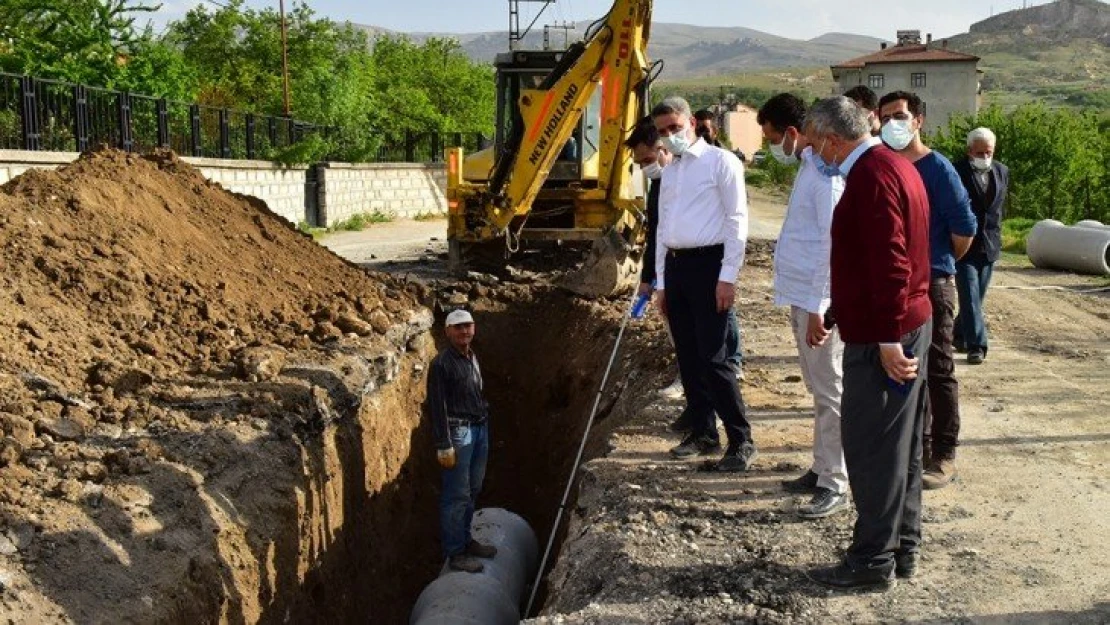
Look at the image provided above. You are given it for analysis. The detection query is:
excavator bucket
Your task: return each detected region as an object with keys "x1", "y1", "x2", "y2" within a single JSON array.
[{"x1": 557, "y1": 229, "x2": 641, "y2": 298}]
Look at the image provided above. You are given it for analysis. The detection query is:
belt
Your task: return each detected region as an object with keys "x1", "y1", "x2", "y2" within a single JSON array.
[
  {"x1": 448, "y1": 416, "x2": 485, "y2": 427},
  {"x1": 667, "y1": 244, "x2": 724, "y2": 259}
]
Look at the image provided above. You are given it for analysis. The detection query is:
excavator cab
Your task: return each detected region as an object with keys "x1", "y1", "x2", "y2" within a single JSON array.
[{"x1": 446, "y1": 0, "x2": 653, "y2": 298}]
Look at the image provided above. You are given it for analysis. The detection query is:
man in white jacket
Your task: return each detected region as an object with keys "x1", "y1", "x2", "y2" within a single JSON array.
[{"x1": 758, "y1": 93, "x2": 849, "y2": 518}]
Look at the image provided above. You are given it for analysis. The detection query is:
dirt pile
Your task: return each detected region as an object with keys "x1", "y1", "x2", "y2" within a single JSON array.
[{"x1": 0, "y1": 150, "x2": 444, "y2": 623}]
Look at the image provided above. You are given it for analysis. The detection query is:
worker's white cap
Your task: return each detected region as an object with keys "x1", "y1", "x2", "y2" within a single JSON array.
[{"x1": 445, "y1": 310, "x2": 474, "y2": 327}]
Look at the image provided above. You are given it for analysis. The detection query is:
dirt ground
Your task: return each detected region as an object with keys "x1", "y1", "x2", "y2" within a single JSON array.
[
  {"x1": 325, "y1": 190, "x2": 1110, "y2": 624},
  {"x1": 1, "y1": 152, "x2": 1106, "y2": 625}
]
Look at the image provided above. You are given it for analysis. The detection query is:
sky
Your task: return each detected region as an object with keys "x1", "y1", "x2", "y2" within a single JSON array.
[{"x1": 148, "y1": 0, "x2": 1042, "y2": 41}]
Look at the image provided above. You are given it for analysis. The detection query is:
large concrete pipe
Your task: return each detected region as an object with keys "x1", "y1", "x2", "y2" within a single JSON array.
[
  {"x1": 1026, "y1": 219, "x2": 1110, "y2": 276},
  {"x1": 411, "y1": 508, "x2": 539, "y2": 625},
  {"x1": 1075, "y1": 220, "x2": 1110, "y2": 231}
]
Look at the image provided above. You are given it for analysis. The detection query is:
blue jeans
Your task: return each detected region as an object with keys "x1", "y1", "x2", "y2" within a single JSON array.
[
  {"x1": 439, "y1": 422, "x2": 489, "y2": 559},
  {"x1": 954, "y1": 257, "x2": 994, "y2": 353}
]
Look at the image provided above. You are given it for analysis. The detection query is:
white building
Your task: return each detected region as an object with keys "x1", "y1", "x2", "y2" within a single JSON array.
[{"x1": 831, "y1": 30, "x2": 982, "y2": 134}]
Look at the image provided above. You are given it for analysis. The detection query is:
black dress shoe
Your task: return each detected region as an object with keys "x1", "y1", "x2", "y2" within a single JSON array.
[
  {"x1": 895, "y1": 551, "x2": 918, "y2": 579},
  {"x1": 797, "y1": 488, "x2": 850, "y2": 519},
  {"x1": 781, "y1": 470, "x2": 819, "y2": 493},
  {"x1": 806, "y1": 561, "x2": 895, "y2": 590}
]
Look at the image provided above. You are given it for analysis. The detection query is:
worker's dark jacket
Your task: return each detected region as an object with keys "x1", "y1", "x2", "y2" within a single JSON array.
[
  {"x1": 426, "y1": 346, "x2": 489, "y2": 450},
  {"x1": 640, "y1": 180, "x2": 660, "y2": 284},
  {"x1": 954, "y1": 157, "x2": 1009, "y2": 263}
]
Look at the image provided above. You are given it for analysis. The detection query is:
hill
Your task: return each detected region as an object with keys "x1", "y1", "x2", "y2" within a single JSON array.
[
  {"x1": 355, "y1": 21, "x2": 885, "y2": 80},
  {"x1": 946, "y1": 0, "x2": 1110, "y2": 107}
]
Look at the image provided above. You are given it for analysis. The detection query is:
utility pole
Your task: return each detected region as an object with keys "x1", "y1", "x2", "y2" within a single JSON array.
[
  {"x1": 279, "y1": 0, "x2": 292, "y2": 116},
  {"x1": 509, "y1": 0, "x2": 556, "y2": 51}
]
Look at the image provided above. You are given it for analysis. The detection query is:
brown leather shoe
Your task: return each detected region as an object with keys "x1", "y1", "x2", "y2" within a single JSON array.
[{"x1": 922, "y1": 457, "x2": 957, "y2": 490}]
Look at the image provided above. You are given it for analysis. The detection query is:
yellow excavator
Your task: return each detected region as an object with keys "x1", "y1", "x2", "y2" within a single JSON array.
[{"x1": 444, "y1": 0, "x2": 655, "y2": 298}]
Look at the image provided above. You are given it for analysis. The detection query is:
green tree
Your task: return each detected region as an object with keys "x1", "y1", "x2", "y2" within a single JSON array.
[
  {"x1": 929, "y1": 103, "x2": 1108, "y2": 224},
  {"x1": 0, "y1": 0, "x2": 189, "y2": 93}
]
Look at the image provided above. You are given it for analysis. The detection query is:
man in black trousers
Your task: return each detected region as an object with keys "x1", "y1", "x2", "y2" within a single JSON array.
[{"x1": 652, "y1": 96, "x2": 756, "y2": 472}]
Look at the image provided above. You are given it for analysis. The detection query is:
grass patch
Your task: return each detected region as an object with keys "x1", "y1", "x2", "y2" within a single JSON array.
[
  {"x1": 297, "y1": 221, "x2": 327, "y2": 241},
  {"x1": 1001, "y1": 217, "x2": 1038, "y2": 254},
  {"x1": 329, "y1": 210, "x2": 395, "y2": 232},
  {"x1": 412, "y1": 211, "x2": 446, "y2": 221}
]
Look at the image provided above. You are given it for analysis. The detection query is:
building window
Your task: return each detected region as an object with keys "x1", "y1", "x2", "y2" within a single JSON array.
[
  {"x1": 868, "y1": 74, "x2": 885, "y2": 89},
  {"x1": 911, "y1": 72, "x2": 926, "y2": 88}
]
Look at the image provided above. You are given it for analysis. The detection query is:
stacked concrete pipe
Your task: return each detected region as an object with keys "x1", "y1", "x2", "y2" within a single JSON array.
[
  {"x1": 410, "y1": 508, "x2": 539, "y2": 625},
  {"x1": 1026, "y1": 219, "x2": 1110, "y2": 276}
]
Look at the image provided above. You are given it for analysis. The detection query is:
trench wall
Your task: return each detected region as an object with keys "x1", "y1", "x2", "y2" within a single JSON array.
[{"x1": 0, "y1": 149, "x2": 448, "y2": 226}]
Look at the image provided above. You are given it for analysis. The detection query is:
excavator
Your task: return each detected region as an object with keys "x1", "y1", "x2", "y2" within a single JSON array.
[{"x1": 444, "y1": 0, "x2": 655, "y2": 298}]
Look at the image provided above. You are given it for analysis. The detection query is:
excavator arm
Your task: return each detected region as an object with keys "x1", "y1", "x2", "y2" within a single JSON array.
[{"x1": 446, "y1": 0, "x2": 653, "y2": 293}]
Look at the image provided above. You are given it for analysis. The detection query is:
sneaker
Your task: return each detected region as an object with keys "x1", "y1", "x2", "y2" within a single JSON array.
[
  {"x1": 781, "y1": 470, "x2": 820, "y2": 493},
  {"x1": 967, "y1": 349, "x2": 985, "y2": 365},
  {"x1": 797, "y1": 488, "x2": 850, "y2": 519},
  {"x1": 670, "y1": 434, "x2": 721, "y2": 459},
  {"x1": 466, "y1": 539, "x2": 497, "y2": 559},
  {"x1": 448, "y1": 554, "x2": 484, "y2": 573},
  {"x1": 895, "y1": 550, "x2": 918, "y2": 579},
  {"x1": 658, "y1": 376, "x2": 684, "y2": 399},
  {"x1": 715, "y1": 442, "x2": 757, "y2": 472},
  {"x1": 922, "y1": 457, "x2": 958, "y2": 490}
]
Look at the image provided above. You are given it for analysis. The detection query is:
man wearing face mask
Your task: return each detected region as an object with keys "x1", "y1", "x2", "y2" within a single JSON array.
[
  {"x1": 952, "y1": 127, "x2": 1009, "y2": 367},
  {"x1": 652, "y1": 96, "x2": 757, "y2": 472},
  {"x1": 758, "y1": 93, "x2": 849, "y2": 519},
  {"x1": 878, "y1": 91, "x2": 976, "y2": 491},
  {"x1": 803, "y1": 96, "x2": 932, "y2": 590}
]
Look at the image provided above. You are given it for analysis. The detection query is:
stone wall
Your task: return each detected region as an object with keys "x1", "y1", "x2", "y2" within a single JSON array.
[
  {"x1": 0, "y1": 150, "x2": 449, "y2": 228},
  {"x1": 315, "y1": 163, "x2": 447, "y2": 226}
]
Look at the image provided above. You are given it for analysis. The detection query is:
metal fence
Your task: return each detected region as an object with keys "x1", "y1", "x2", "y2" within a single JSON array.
[{"x1": 0, "y1": 72, "x2": 486, "y2": 163}]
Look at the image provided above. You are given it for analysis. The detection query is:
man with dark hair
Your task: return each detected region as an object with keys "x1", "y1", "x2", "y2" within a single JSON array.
[
  {"x1": 693, "y1": 109, "x2": 723, "y2": 148},
  {"x1": 878, "y1": 90, "x2": 977, "y2": 491},
  {"x1": 804, "y1": 96, "x2": 932, "y2": 590},
  {"x1": 843, "y1": 85, "x2": 880, "y2": 136},
  {"x1": 758, "y1": 92, "x2": 849, "y2": 519},
  {"x1": 652, "y1": 96, "x2": 757, "y2": 472}
]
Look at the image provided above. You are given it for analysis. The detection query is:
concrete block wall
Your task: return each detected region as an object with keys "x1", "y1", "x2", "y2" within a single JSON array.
[
  {"x1": 317, "y1": 162, "x2": 447, "y2": 226},
  {"x1": 0, "y1": 150, "x2": 448, "y2": 228},
  {"x1": 187, "y1": 157, "x2": 310, "y2": 224}
]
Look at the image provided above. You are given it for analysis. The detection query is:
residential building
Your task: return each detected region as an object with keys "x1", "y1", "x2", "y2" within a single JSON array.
[{"x1": 831, "y1": 30, "x2": 981, "y2": 134}]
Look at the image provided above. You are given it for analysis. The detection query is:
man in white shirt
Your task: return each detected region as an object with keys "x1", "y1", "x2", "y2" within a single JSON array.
[
  {"x1": 652, "y1": 96, "x2": 756, "y2": 472},
  {"x1": 758, "y1": 93, "x2": 849, "y2": 519}
]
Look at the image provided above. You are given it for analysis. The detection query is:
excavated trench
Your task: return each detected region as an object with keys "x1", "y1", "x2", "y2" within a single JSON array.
[{"x1": 287, "y1": 285, "x2": 665, "y2": 624}]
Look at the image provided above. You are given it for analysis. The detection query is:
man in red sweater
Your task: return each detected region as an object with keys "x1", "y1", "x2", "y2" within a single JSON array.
[{"x1": 802, "y1": 96, "x2": 933, "y2": 590}]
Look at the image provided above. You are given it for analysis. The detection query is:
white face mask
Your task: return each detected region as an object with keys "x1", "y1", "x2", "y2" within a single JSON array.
[
  {"x1": 642, "y1": 162, "x2": 664, "y2": 179},
  {"x1": 660, "y1": 127, "x2": 691, "y2": 156},
  {"x1": 971, "y1": 156, "x2": 993, "y2": 171},
  {"x1": 881, "y1": 118, "x2": 915, "y2": 151},
  {"x1": 769, "y1": 131, "x2": 798, "y2": 165}
]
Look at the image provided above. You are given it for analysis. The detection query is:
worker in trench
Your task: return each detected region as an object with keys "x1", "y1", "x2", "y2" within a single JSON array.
[{"x1": 425, "y1": 309, "x2": 499, "y2": 573}]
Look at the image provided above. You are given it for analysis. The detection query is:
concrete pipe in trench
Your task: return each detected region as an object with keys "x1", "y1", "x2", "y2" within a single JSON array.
[
  {"x1": 410, "y1": 508, "x2": 539, "y2": 625},
  {"x1": 1026, "y1": 219, "x2": 1110, "y2": 276}
]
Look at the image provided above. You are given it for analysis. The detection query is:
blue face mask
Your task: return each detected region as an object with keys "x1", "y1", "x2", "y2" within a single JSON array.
[{"x1": 812, "y1": 141, "x2": 841, "y2": 177}]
